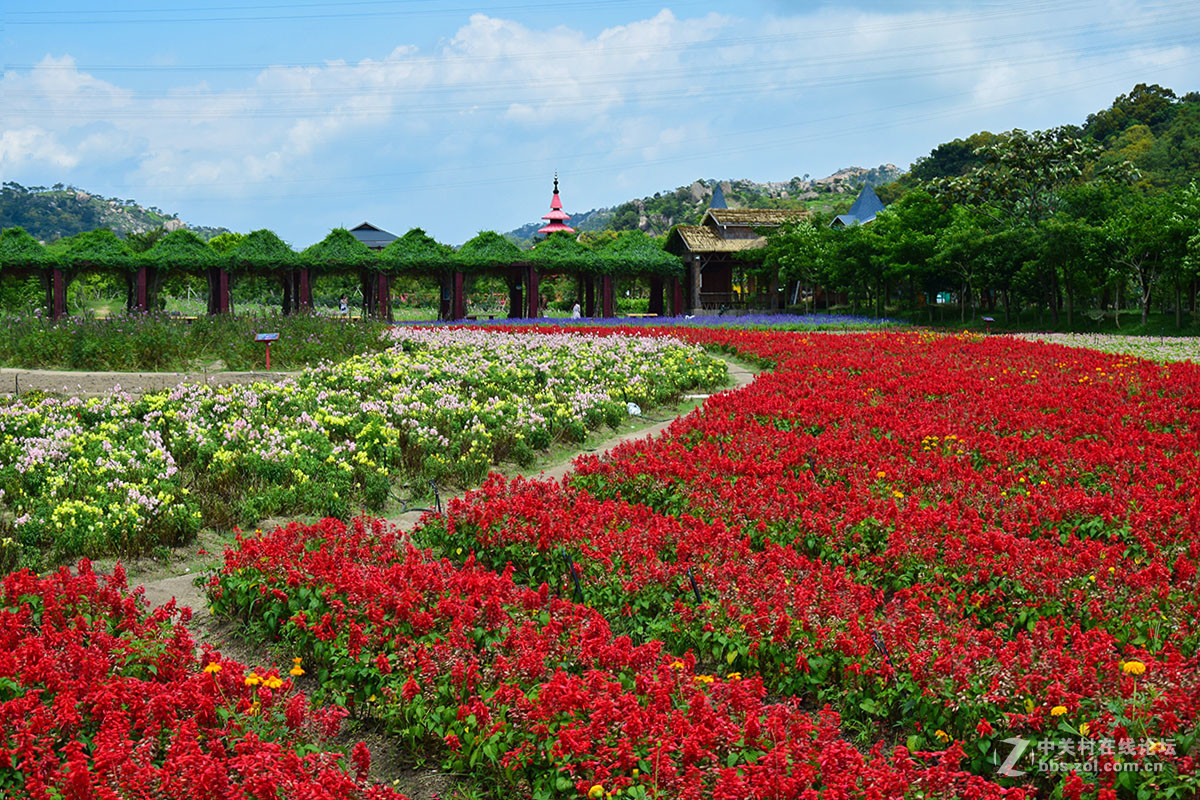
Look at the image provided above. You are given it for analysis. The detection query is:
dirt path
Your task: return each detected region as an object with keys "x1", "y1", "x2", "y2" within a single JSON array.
[{"x1": 0, "y1": 367, "x2": 299, "y2": 397}]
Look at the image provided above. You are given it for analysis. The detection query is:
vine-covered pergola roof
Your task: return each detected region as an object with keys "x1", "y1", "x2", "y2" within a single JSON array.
[
  {"x1": 228, "y1": 229, "x2": 301, "y2": 271},
  {"x1": 301, "y1": 228, "x2": 377, "y2": 271},
  {"x1": 0, "y1": 227, "x2": 57, "y2": 271},
  {"x1": 595, "y1": 230, "x2": 683, "y2": 277},
  {"x1": 454, "y1": 231, "x2": 524, "y2": 271},
  {"x1": 530, "y1": 231, "x2": 597, "y2": 273},
  {"x1": 382, "y1": 228, "x2": 455, "y2": 273},
  {"x1": 142, "y1": 229, "x2": 221, "y2": 272},
  {"x1": 48, "y1": 229, "x2": 135, "y2": 273}
]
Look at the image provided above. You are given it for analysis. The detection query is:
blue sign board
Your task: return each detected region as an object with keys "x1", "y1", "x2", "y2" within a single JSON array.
[{"x1": 255, "y1": 333, "x2": 280, "y2": 342}]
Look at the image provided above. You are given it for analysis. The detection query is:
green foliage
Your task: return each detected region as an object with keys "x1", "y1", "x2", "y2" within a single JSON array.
[
  {"x1": 143, "y1": 229, "x2": 221, "y2": 273},
  {"x1": 301, "y1": 228, "x2": 376, "y2": 272},
  {"x1": 381, "y1": 227, "x2": 454, "y2": 274},
  {"x1": 47, "y1": 229, "x2": 135, "y2": 274},
  {"x1": 455, "y1": 230, "x2": 523, "y2": 270},
  {"x1": 0, "y1": 312, "x2": 391, "y2": 371},
  {"x1": 529, "y1": 232, "x2": 597, "y2": 273},
  {"x1": 592, "y1": 229, "x2": 683, "y2": 277},
  {"x1": 228, "y1": 229, "x2": 299, "y2": 272},
  {"x1": 0, "y1": 227, "x2": 57, "y2": 270}
]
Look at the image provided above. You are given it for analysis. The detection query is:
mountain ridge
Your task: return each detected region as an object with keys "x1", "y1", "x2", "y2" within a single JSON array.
[{"x1": 504, "y1": 164, "x2": 903, "y2": 246}]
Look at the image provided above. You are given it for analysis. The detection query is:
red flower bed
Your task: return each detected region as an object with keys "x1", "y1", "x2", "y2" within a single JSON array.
[
  {"x1": 210, "y1": 516, "x2": 1016, "y2": 799},
  {"x1": 412, "y1": 328, "x2": 1200, "y2": 797},
  {"x1": 0, "y1": 561, "x2": 403, "y2": 800}
]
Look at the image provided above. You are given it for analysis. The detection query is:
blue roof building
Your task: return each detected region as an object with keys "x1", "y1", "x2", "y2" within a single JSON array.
[{"x1": 831, "y1": 185, "x2": 885, "y2": 227}]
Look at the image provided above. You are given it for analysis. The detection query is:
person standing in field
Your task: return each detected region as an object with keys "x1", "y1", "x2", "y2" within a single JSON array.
[{"x1": 339, "y1": 294, "x2": 349, "y2": 318}]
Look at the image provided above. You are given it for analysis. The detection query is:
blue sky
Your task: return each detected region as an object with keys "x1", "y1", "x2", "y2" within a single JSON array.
[{"x1": 3, "y1": 0, "x2": 1197, "y2": 245}]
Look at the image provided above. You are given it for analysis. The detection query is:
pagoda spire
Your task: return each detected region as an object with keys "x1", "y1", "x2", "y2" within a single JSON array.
[{"x1": 538, "y1": 172, "x2": 575, "y2": 235}]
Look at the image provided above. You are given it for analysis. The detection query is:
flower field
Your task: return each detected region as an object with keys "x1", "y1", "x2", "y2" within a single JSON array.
[
  {"x1": 197, "y1": 327, "x2": 1200, "y2": 799},
  {"x1": 1013, "y1": 332, "x2": 1200, "y2": 363},
  {"x1": 0, "y1": 328, "x2": 724, "y2": 569},
  {"x1": 0, "y1": 560, "x2": 402, "y2": 800},
  {"x1": 5, "y1": 326, "x2": 1199, "y2": 798}
]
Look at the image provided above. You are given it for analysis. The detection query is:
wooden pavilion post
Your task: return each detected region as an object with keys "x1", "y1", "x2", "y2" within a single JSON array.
[
  {"x1": 671, "y1": 277, "x2": 684, "y2": 316},
  {"x1": 601, "y1": 274, "x2": 614, "y2": 318},
  {"x1": 526, "y1": 267, "x2": 540, "y2": 318},
  {"x1": 452, "y1": 271, "x2": 465, "y2": 320}
]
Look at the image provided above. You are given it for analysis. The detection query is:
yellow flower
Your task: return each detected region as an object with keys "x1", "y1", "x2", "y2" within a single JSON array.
[
  {"x1": 875, "y1": 470, "x2": 886, "y2": 478},
  {"x1": 1148, "y1": 740, "x2": 1167, "y2": 755},
  {"x1": 726, "y1": 672, "x2": 742, "y2": 681},
  {"x1": 203, "y1": 662, "x2": 222, "y2": 674},
  {"x1": 245, "y1": 672, "x2": 262, "y2": 686},
  {"x1": 263, "y1": 676, "x2": 284, "y2": 689},
  {"x1": 693, "y1": 674, "x2": 714, "y2": 684},
  {"x1": 588, "y1": 785, "x2": 605, "y2": 799},
  {"x1": 1051, "y1": 705, "x2": 1068, "y2": 717},
  {"x1": 1079, "y1": 722, "x2": 1091, "y2": 737},
  {"x1": 1122, "y1": 660, "x2": 1146, "y2": 676},
  {"x1": 290, "y1": 665, "x2": 305, "y2": 677},
  {"x1": 670, "y1": 661, "x2": 684, "y2": 669},
  {"x1": 892, "y1": 490, "x2": 905, "y2": 499},
  {"x1": 934, "y1": 729, "x2": 951, "y2": 742}
]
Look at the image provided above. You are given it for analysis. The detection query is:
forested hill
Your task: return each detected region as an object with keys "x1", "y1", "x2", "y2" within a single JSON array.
[
  {"x1": 900, "y1": 83, "x2": 1200, "y2": 188},
  {"x1": 504, "y1": 165, "x2": 903, "y2": 246},
  {"x1": 0, "y1": 183, "x2": 229, "y2": 243}
]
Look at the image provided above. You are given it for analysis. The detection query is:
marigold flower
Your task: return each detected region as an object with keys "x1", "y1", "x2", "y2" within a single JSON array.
[
  {"x1": 588, "y1": 786, "x2": 605, "y2": 799},
  {"x1": 203, "y1": 662, "x2": 222, "y2": 674},
  {"x1": 263, "y1": 675, "x2": 284, "y2": 689},
  {"x1": 290, "y1": 664, "x2": 305, "y2": 676},
  {"x1": 935, "y1": 729, "x2": 951, "y2": 742},
  {"x1": 1051, "y1": 705, "x2": 1068, "y2": 717},
  {"x1": 1122, "y1": 660, "x2": 1146, "y2": 676},
  {"x1": 245, "y1": 672, "x2": 261, "y2": 686}
]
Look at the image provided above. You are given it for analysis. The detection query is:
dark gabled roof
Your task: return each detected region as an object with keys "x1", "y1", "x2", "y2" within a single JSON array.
[
  {"x1": 832, "y1": 185, "x2": 886, "y2": 227},
  {"x1": 349, "y1": 222, "x2": 399, "y2": 249},
  {"x1": 710, "y1": 183, "x2": 728, "y2": 209}
]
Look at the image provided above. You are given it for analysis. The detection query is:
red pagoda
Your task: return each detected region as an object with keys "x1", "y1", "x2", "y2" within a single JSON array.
[{"x1": 537, "y1": 173, "x2": 575, "y2": 235}]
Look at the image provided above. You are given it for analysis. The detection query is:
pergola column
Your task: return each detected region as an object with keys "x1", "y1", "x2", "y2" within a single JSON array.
[
  {"x1": 52, "y1": 269, "x2": 67, "y2": 319},
  {"x1": 452, "y1": 271, "x2": 465, "y2": 320},
  {"x1": 134, "y1": 266, "x2": 149, "y2": 311},
  {"x1": 601, "y1": 274, "x2": 614, "y2": 318},
  {"x1": 377, "y1": 273, "x2": 391, "y2": 322},
  {"x1": 217, "y1": 268, "x2": 230, "y2": 313},
  {"x1": 299, "y1": 268, "x2": 312, "y2": 310},
  {"x1": 648, "y1": 277, "x2": 664, "y2": 315},
  {"x1": 526, "y1": 267, "x2": 540, "y2": 318},
  {"x1": 508, "y1": 269, "x2": 523, "y2": 319},
  {"x1": 584, "y1": 276, "x2": 596, "y2": 317},
  {"x1": 671, "y1": 277, "x2": 684, "y2": 316}
]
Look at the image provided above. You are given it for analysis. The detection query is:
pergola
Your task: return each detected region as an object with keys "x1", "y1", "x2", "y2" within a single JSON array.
[{"x1": 1, "y1": 223, "x2": 688, "y2": 320}]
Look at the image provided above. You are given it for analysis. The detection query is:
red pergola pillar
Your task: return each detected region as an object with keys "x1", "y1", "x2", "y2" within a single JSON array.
[
  {"x1": 648, "y1": 277, "x2": 664, "y2": 315},
  {"x1": 217, "y1": 268, "x2": 230, "y2": 313},
  {"x1": 584, "y1": 276, "x2": 596, "y2": 317},
  {"x1": 452, "y1": 271, "x2": 465, "y2": 320},
  {"x1": 52, "y1": 269, "x2": 67, "y2": 319},
  {"x1": 135, "y1": 266, "x2": 149, "y2": 311},
  {"x1": 377, "y1": 273, "x2": 391, "y2": 321},
  {"x1": 299, "y1": 268, "x2": 312, "y2": 310},
  {"x1": 526, "y1": 267, "x2": 540, "y2": 318},
  {"x1": 671, "y1": 277, "x2": 684, "y2": 316},
  {"x1": 601, "y1": 274, "x2": 614, "y2": 318}
]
